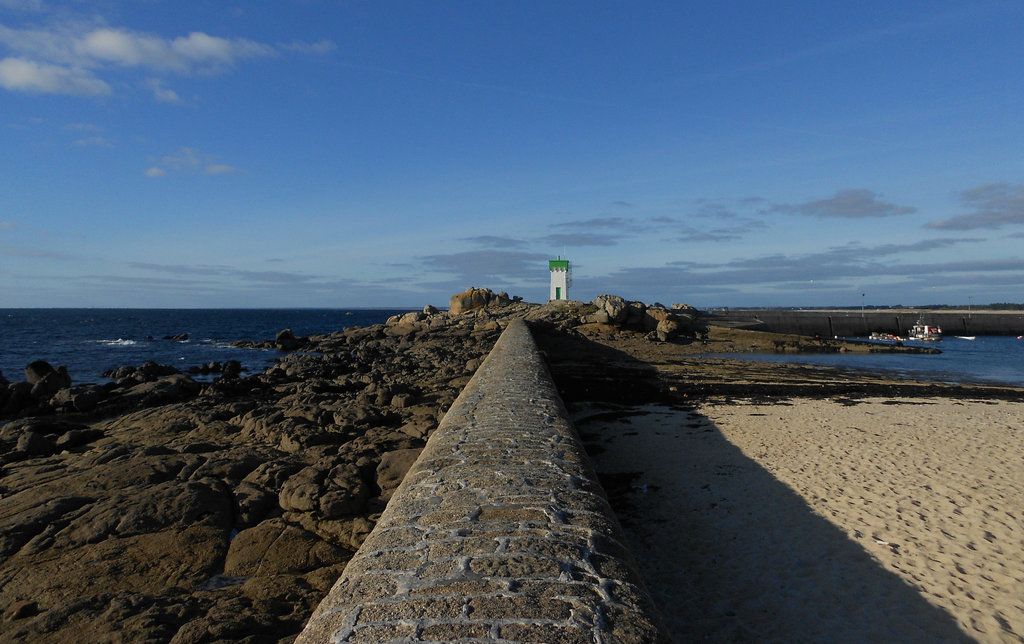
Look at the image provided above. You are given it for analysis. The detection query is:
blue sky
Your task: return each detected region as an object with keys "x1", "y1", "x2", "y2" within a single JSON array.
[{"x1": 2, "y1": 1, "x2": 1023, "y2": 309}]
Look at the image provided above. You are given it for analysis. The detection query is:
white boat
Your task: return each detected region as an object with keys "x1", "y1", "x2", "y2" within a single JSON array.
[{"x1": 908, "y1": 318, "x2": 942, "y2": 341}]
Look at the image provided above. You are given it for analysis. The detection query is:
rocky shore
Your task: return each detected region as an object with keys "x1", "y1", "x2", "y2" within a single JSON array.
[{"x1": 1, "y1": 289, "x2": 1009, "y2": 642}]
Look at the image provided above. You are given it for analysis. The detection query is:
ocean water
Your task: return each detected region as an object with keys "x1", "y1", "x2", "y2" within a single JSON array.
[
  {"x1": 717, "y1": 335, "x2": 1024, "y2": 388},
  {"x1": 0, "y1": 308, "x2": 413, "y2": 385},
  {"x1": 4, "y1": 310, "x2": 1023, "y2": 389}
]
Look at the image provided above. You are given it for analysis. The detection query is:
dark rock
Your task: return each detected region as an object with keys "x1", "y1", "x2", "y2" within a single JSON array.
[
  {"x1": 0, "y1": 495, "x2": 94, "y2": 559},
  {"x1": 278, "y1": 467, "x2": 322, "y2": 513},
  {"x1": 103, "y1": 362, "x2": 179, "y2": 383},
  {"x1": 24, "y1": 360, "x2": 57, "y2": 385},
  {"x1": 116, "y1": 374, "x2": 201, "y2": 408},
  {"x1": 234, "y1": 482, "x2": 278, "y2": 527},
  {"x1": 16, "y1": 431, "x2": 56, "y2": 457},
  {"x1": 319, "y1": 463, "x2": 370, "y2": 518},
  {"x1": 390, "y1": 392, "x2": 415, "y2": 408},
  {"x1": 55, "y1": 427, "x2": 105, "y2": 449},
  {"x1": 242, "y1": 460, "x2": 305, "y2": 492},
  {"x1": 224, "y1": 519, "x2": 350, "y2": 576},
  {"x1": 221, "y1": 360, "x2": 242, "y2": 379},
  {"x1": 4, "y1": 381, "x2": 32, "y2": 415},
  {"x1": 3, "y1": 600, "x2": 39, "y2": 622},
  {"x1": 376, "y1": 448, "x2": 423, "y2": 501},
  {"x1": 104, "y1": 365, "x2": 135, "y2": 379},
  {"x1": 275, "y1": 329, "x2": 301, "y2": 351},
  {"x1": 51, "y1": 384, "x2": 106, "y2": 412}
]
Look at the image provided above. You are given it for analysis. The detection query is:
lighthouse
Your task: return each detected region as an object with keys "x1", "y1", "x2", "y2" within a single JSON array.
[{"x1": 549, "y1": 257, "x2": 571, "y2": 301}]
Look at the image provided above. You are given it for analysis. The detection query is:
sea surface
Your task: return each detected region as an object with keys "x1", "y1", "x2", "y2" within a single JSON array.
[
  {"x1": 717, "y1": 335, "x2": 1024, "y2": 388},
  {"x1": 3, "y1": 310, "x2": 1023, "y2": 389},
  {"x1": 1, "y1": 308, "x2": 413, "y2": 385}
]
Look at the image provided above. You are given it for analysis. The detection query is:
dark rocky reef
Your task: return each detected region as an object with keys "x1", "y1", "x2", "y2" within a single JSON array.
[{"x1": 0, "y1": 299, "x2": 522, "y2": 642}]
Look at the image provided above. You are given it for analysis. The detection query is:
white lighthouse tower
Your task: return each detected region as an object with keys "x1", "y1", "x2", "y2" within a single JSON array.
[{"x1": 549, "y1": 257, "x2": 571, "y2": 301}]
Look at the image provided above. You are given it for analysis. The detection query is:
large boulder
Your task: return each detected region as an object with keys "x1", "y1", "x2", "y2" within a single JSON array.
[
  {"x1": 24, "y1": 360, "x2": 61, "y2": 385},
  {"x1": 50, "y1": 384, "x2": 106, "y2": 413},
  {"x1": 448, "y1": 288, "x2": 511, "y2": 314},
  {"x1": 376, "y1": 448, "x2": 423, "y2": 501},
  {"x1": 592, "y1": 295, "x2": 630, "y2": 325},
  {"x1": 24, "y1": 361, "x2": 71, "y2": 400},
  {"x1": 224, "y1": 519, "x2": 350, "y2": 576},
  {"x1": 275, "y1": 329, "x2": 301, "y2": 351}
]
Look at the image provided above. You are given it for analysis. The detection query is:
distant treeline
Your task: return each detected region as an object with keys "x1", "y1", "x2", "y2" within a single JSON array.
[
  {"x1": 720, "y1": 303, "x2": 1024, "y2": 311},
  {"x1": 895, "y1": 303, "x2": 1024, "y2": 311}
]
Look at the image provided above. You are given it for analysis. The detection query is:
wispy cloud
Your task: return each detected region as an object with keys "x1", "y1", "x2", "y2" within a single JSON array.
[
  {"x1": 64, "y1": 122, "x2": 102, "y2": 132},
  {"x1": 145, "y1": 147, "x2": 240, "y2": 177},
  {"x1": 578, "y1": 236, "x2": 1005, "y2": 304},
  {"x1": 0, "y1": 19, "x2": 334, "y2": 98},
  {"x1": 547, "y1": 232, "x2": 622, "y2": 247},
  {"x1": 204, "y1": 164, "x2": 240, "y2": 175},
  {"x1": 547, "y1": 216, "x2": 653, "y2": 246},
  {"x1": 279, "y1": 40, "x2": 336, "y2": 55},
  {"x1": 772, "y1": 189, "x2": 916, "y2": 218},
  {"x1": 419, "y1": 250, "x2": 549, "y2": 281},
  {"x1": 460, "y1": 235, "x2": 530, "y2": 249},
  {"x1": 1, "y1": 246, "x2": 76, "y2": 259},
  {"x1": 74, "y1": 135, "x2": 112, "y2": 147},
  {"x1": 925, "y1": 183, "x2": 1024, "y2": 230},
  {"x1": 145, "y1": 77, "x2": 179, "y2": 103},
  {"x1": 129, "y1": 262, "x2": 311, "y2": 282},
  {"x1": 0, "y1": 56, "x2": 109, "y2": 96},
  {"x1": 0, "y1": 0, "x2": 45, "y2": 11}
]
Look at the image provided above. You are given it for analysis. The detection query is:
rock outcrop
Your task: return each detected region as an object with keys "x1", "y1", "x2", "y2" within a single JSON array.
[
  {"x1": 585, "y1": 294, "x2": 703, "y2": 341},
  {"x1": 0, "y1": 289, "x2": 703, "y2": 641},
  {"x1": 448, "y1": 287, "x2": 513, "y2": 314}
]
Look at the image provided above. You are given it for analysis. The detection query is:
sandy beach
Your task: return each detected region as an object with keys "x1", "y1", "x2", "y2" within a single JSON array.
[{"x1": 575, "y1": 397, "x2": 1024, "y2": 642}]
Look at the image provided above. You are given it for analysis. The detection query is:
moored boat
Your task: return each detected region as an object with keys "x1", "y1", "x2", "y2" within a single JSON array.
[
  {"x1": 908, "y1": 317, "x2": 942, "y2": 341},
  {"x1": 869, "y1": 331, "x2": 905, "y2": 342}
]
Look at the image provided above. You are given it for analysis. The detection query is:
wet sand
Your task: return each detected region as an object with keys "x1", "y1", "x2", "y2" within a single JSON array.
[{"x1": 575, "y1": 398, "x2": 1024, "y2": 643}]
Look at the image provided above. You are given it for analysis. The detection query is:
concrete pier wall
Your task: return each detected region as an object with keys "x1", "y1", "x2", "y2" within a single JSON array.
[
  {"x1": 712, "y1": 310, "x2": 1024, "y2": 337},
  {"x1": 296, "y1": 319, "x2": 665, "y2": 643}
]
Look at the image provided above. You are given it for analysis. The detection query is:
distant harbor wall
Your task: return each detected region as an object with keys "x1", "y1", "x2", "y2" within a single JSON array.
[
  {"x1": 709, "y1": 310, "x2": 1024, "y2": 337},
  {"x1": 296, "y1": 319, "x2": 665, "y2": 643}
]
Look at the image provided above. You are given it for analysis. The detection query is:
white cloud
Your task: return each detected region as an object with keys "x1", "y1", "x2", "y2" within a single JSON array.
[
  {"x1": 0, "y1": 21, "x2": 323, "y2": 99},
  {"x1": 0, "y1": 56, "x2": 110, "y2": 95},
  {"x1": 145, "y1": 78, "x2": 179, "y2": 103},
  {"x1": 146, "y1": 147, "x2": 240, "y2": 177},
  {"x1": 72, "y1": 29, "x2": 275, "y2": 73},
  {"x1": 74, "y1": 135, "x2": 113, "y2": 147}
]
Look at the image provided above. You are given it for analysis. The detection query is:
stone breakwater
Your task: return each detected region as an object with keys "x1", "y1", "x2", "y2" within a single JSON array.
[{"x1": 297, "y1": 319, "x2": 666, "y2": 643}]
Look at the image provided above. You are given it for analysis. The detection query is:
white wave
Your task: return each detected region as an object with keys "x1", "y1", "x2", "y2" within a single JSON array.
[{"x1": 98, "y1": 338, "x2": 137, "y2": 346}]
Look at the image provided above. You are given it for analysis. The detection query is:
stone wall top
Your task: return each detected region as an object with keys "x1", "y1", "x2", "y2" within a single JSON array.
[{"x1": 296, "y1": 318, "x2": 666, "y2": 643}]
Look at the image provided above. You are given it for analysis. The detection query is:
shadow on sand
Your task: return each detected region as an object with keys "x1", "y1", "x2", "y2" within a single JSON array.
[{"x1": 532, "y1": 325, "x2": 971, "y2": 643}]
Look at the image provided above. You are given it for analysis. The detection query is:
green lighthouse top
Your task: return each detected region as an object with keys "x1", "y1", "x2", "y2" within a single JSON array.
[{"x1": 549, "y1": 258, "x2": 569, "y2": 270}]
